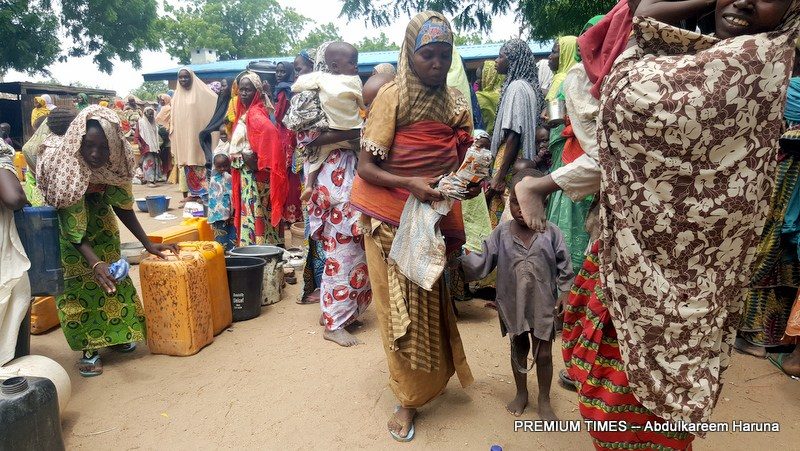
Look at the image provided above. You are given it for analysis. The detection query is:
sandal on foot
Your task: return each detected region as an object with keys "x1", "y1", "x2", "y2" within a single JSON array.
[
  {"x1": 110, "y1": 343, "x2": 137, "y2": 353},
  {"x1": 78, "y1": 353, "x2": 103, "y2": 377},
  {"x1": 559, "y1": 369, "x2": 579, "y2": 391},
  {"x1": 389, "y1": 406, "x2": 415, "y2": 442},
  {"x1": 768, "y1": 353, "x2": 800, "y2": 380}
]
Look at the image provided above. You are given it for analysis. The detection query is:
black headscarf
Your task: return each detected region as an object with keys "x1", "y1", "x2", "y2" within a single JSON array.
[
  {"x1": 273, "y1": 61, "x2": 295, "y2": 102},
  {"x1": 199, "y1": 77, "x2": 234, "y2": 165}
]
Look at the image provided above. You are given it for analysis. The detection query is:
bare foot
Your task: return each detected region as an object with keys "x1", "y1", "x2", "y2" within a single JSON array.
[
  {"x1": 537, "y1": 395, "x2": 558, "y2": 421},
  {"x1": 300, "y1": 188, "x2": 312, "y2": 203},
  {"x1": 388, "y1": 407, "x2": 416, "y2": 439},
  {"x1": 506, "y1": 390, "x2": 529, "y2": 416},
  {"x1": 775, "y1": 348, "x2": 800, "y2": 377},
  {"x1": 324, "y1": 328, "x2": 363, "y2": 347},
  {"x1": 734, "y1": 337, "x2": 767, "y2": 358},
  {"x1": 515, "y1": 177, "x2": 547, "y2": 231}
]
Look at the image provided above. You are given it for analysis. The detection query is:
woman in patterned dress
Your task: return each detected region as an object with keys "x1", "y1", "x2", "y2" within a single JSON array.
[
  {"x1": 229, "y1": 71, "x2": 286, "y2": 246},
  {"x1": 515, "y1": 1, "x2": 800, "y2": 449},
  {"x1": 37, "y1": 105, "x2": 176, "y2": 377}
]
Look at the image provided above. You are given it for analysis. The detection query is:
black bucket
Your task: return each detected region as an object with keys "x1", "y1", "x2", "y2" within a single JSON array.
[{"x1": 225, "y1": 256, "x2": 266, "y2": 322}]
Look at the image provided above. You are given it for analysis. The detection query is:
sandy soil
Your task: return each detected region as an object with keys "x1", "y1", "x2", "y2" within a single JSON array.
[{"x1": 29, "y1": 184, "x2": 800, "y2": 450}]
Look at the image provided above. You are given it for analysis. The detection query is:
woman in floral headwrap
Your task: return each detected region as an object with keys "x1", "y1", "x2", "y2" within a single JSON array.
[
  {"x1": 37, "y1": 105, "x2": 176, "y2": 377},
  {"x1": 352, "y1": 11, "x2": 475, "y2": 442}
]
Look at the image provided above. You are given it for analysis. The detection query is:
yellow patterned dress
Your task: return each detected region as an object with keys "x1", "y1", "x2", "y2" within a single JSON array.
[{"x1": 56, "y1": 183, "x2": 146, "y2": 352}]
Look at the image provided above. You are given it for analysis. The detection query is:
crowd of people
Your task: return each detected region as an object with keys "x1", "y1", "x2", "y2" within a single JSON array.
[{"x1": 2, "y1": 0, "x2": 800, "y2": 448}]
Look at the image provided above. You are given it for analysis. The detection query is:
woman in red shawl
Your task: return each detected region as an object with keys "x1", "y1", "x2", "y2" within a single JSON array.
[
  {"x1": 229, "y1": 71, "x2": 286, "y2": 246},
  {"x1": 273, "y1": 61, "x2": 303, "y2": 224}
]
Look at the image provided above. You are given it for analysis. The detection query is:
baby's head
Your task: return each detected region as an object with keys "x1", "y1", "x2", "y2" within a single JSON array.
[
  {"x1": 715, "y1": 0, "x2": 794, "y2": 39},
  {"x1": 513, "y1": 158, "x2": 538, "y2": 175},
  {"x1": 214, "y1": 153, "x2": 231, "y2": 173},
  {"x1": 325, "y1": 42, "x2": 359, "y2": 76},
  {"x1": 473, "y1": 130, "x2": 491, "y2": 150},
  {"x1": 510, "y1": 168, "x2": 544, "y2": 227},
  {"x1": 219, "y1": 124, "x2": 228, "y2": 143},
  {"x1": 363, "y1": 72, "x2": 395, "y2": 108}
]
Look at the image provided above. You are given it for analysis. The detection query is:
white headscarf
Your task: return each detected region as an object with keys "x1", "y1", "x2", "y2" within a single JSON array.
[
  {"x1": 41, "y1": 94, "x2": 56, "y2": 111},
  {"x1": 138, "y1": 107, "x2": 160, "y2": 154}
]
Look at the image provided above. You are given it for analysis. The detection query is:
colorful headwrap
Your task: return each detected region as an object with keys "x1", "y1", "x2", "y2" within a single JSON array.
[
  {"x1": 473, "y1": 129, "x2": 490, "y2": 142},
  {"x1": 299, "y1": 48, "x2": 314, "y2": 65},
  {"x1": 414, "y1": 17, "x2": 454, "y2": 51}
]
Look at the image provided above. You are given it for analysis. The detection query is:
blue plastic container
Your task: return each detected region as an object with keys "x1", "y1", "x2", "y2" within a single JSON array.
[
  {"x1": 135, "y1": 198, "x2": 149, "y2": 213},
  {"x1": 145, "y1": 195, "x2": 168, "y2": 217},
  {"x1": 13, "y1": 206, "x2": 63, "y2": 297}
]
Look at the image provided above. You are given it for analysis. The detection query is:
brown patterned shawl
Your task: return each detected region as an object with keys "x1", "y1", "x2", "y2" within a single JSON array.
[
  {"x1": 597, "y1": 9, "x2": 800, "y2": 425},
  {"x1": 38, "y1": 105, "x2": 136, "y2": 209}
]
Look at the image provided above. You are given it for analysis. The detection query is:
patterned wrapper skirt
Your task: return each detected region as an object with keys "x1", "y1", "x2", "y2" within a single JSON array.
[{"x1": 563, "y1": 241, "x2": 694, "y2": 451}]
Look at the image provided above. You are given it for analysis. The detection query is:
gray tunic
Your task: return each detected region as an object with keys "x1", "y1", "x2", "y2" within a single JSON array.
[
  {"x1": 490, "y1": 79, "x2": 540, "y2": 161},
  {"x1": 461, "y1": 221, "x2": 574, "y2": 340}
]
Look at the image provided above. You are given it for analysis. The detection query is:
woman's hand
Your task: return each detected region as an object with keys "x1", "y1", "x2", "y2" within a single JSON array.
[
  {"x1": 93, "y1": 262, "x2": 118, "y2": 294},
  {"x1": 464, "y1": 182, "x2": 483, "y2": 200},
  {"x1": 485, "y1": 174, "x2": 506, "y2": 204},
  {"x1": 145, "y1": 242, "x2": 179, "y2": 259},
  {"x1": 406, "y1": 177, "x2": 444, "y2": 203},
  {"x1": 556, "y1": 291, "x2": 570, "y2": 317}
]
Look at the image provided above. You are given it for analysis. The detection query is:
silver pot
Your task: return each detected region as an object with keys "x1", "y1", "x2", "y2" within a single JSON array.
[{"x1": 546, "y1": 99, "x2": 566, "y2": 127}]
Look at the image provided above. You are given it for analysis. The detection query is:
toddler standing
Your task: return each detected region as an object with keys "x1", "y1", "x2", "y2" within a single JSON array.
[
  {"x1": 208, "y1": 129, "x2": 235, "y2": 250},
  {"x1": 461, "y1": 169, "x2": 574, "y2": 420}
]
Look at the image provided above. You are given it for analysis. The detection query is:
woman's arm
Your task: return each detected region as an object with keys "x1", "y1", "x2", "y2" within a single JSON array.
[
  {"x1": 71, "y1": 240, "x2": 119, "y2": 294},
  {"x1": 634, "y1": 0, "x2": 715, "y2": 26},
  {"x1": 356, "y1": 149, "x2": 443, "y2": 203},
  {"x1": 486, "y1": 130, "x2": 520, "y2": 202},
  {"x1": 0, "y1": 168, "x2": 27, "y2": 210},
  {"x1": 113, "y1": 207, "x2": 178, "y2": 258}
]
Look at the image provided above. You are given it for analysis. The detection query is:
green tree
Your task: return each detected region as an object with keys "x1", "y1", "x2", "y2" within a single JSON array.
[
  {"x1": 454, "y1": 32, "x2": 492, "y2": 46},
  {"x1": 355, "y1": 32, "x2": 399, "y2": 52},
  {"x1": 128, "y1": 81, "x2": 168, "y2": 101},
  {"x1": 161, "y1": 0, "x2": 308, "y2": 63},
  {"x1": 339, "y1": 0, "x2": 616, "y2": 41},
  {"x1": 291, "y1": 23, "x2": 343, "y2": 55},
  {"x1": 0, "y1": 0, "x2": 160, "y2": 75}
]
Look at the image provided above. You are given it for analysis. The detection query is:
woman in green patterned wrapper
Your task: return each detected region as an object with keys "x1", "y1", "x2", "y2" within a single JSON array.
[{"x1": 36, "y1": 105, "x2": 177, "y2": 377}]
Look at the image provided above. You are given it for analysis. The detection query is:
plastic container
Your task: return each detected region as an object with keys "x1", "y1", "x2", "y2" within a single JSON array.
[
  {"x1": 229, "y1": 245, "x2": 284, "y2": 306},
  {"x1": 1, "y1": 355, "x2": 72, "y2": 415},
  {"x1": 225, "y1": 256, "x2": 266, "y2": 322},
  {"x1": 178, "y1": 242, "x2": 232, "y2": 335},
  {"x1": 290, "y1": 221, "x2": 305, "y2": 245},
  {"x1": 147, "y1": 224, "x2": 199, "y2": 245},
  {"x1": 135, "y1": 198, "x2": 149, "y2": 212},
  {"x1": 181, "y1": 218, "x2": 214, "y2": 241},
  {"x1": 13, "y1": 206, "x2": 63, "y2": 296},
  {"x1": 146, "y1": 195, "x2": 168, "y2": 217},
  {"x1": 0, "y1": 376, "x2": 65, "y2": 451},
  {"x1": 139, "y1": 251, "x2": 214, "y2": 356},
  {"x1": 30, "y1": 296, "x2": 59, "y2": 335}
]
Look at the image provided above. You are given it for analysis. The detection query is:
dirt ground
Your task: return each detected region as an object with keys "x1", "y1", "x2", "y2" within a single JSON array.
[{"x1": 29, "y1": 184, "x2": 800, "y2": 450}]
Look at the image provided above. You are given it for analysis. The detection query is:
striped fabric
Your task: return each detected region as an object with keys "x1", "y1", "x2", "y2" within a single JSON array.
[
  {"x1": 563, "y1": 241, "x2": 694, "y2": 451},
  {"x1": 374, "y1": 222, "x2": 441, "y2": 372}
]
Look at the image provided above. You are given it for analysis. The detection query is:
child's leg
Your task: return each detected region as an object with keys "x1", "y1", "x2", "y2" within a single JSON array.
[
  {"x1": 507, "y1": 332, "x2": 531, "y2": 416},
  {"x1": 532, "y1": 337, "x2": 557, "y2": 420},
  {"x1": 301, "y1": 168, "x2": 320, "y2": 202}
]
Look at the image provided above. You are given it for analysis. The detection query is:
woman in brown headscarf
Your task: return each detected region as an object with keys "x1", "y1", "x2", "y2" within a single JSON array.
[{"x1": 351, "y1": 11, "x2": 475, "y2": 442}]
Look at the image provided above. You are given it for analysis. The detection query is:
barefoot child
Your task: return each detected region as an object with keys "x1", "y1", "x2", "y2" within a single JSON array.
[
  {"x1": 208, "y1": 150, "x2": 235, "y2": 251},
  {"x1": 290, "y1": 42, "x2": 365, "y2": 202},
  {"x1": 462, "y1": 169, "x2": 574, "y2": 419}
]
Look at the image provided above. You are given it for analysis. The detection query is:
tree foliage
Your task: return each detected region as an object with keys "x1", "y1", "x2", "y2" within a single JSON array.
[
  {"x1": 128, "y1": 81, "x2": 168, "y2": 101},
  {"x1": 454, "y1": 32, "x2": 493, "y2": 46},
  {"x1": 339, "y1": 0, "x2": 617, "y2": 41},
  {"x1": 161, "y1": 0, "x2": 308, "y2": 63},
  {"x1": 291, "y1": 23, "x2": 343, "y2": 55},
  {"x1": 0, "y1": 0, "x2": 160, "y2": 75},
  {"x1": 355, "y1": 32, "x2": 399, "y2": 52}
]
